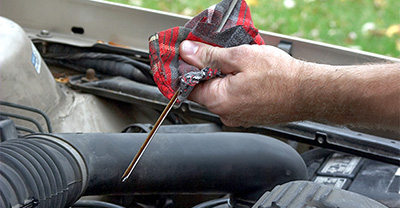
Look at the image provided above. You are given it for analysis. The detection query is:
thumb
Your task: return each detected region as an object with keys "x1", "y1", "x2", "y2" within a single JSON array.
[{"x1": 179, "y1": 40, "x2": 240, "y2": 74}]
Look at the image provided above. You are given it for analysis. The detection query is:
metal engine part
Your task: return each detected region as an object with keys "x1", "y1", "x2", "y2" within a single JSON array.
[{"x1": 0, "y1": 17, "x2": 62, "y2": 115}]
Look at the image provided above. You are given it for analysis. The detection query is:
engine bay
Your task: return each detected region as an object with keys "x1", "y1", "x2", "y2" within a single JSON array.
[{"x1": 0, "y1": 1, "x2": 399, "y2": 207}]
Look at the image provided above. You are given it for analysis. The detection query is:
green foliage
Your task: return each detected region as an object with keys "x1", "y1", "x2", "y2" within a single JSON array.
[{"x1": 105, "y1": 0, "x2": 400, "y2": 57}]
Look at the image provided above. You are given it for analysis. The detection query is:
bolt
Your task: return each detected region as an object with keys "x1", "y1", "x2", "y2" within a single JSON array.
[
  {"x1": 86, "y1": 68, "x2": 96, "y2": 80},
  {"x1": 81, "y1": 68, "x2": 98, "y2": 82},
  {"x1": 317, "y1": 136, "x2": 324, "y2": 144},
  {"x1": 181, "y1": 104, "x2": 187, "y2": 112},
  {"x1": 40, "y1": 30, "x2": 50, "y2": 36},
  {"x1": 38, "y1": 30, "x2": 52, "y2": 38}
]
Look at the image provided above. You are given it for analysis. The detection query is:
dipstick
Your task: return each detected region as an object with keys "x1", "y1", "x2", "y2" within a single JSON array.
[{"x1": 121, "y1": 89, "x2": 181, "y2": 182}]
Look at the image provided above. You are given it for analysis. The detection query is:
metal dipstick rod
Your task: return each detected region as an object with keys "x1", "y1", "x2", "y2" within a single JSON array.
[
  {"x1": 121, "y1": 90, "x2": 180, "y2": 182},
  {"x1": 120, "y1": 0, "x2": 238, "y2": 182}
]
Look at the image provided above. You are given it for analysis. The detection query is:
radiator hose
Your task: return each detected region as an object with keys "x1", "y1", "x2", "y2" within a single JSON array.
[{"x1": 0, "y1": 132, "x2": 307, "y2": 207}]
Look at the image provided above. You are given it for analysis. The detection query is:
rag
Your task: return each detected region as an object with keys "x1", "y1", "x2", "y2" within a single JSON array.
[{"x1": 148, "y1": 0, "x2": 265, "y2": 101}]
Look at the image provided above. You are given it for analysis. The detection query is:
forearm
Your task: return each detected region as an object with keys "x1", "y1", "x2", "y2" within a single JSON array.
[{"x1": 296, "y1": 62, "x2": 400, "y2": 130}]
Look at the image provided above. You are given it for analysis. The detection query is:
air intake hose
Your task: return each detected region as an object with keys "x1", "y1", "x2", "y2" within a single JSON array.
[
  {"x1": 0, "y1": 135, "x2": 86, "y2": 208},
  {"x1": 0, "y1": 132, "x2": 307, "y2": 207}
]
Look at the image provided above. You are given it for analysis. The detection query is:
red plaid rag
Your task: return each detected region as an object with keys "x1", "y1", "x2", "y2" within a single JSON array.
[{"x1": 149, "y1": 0, "x2": 265, "y2": 101}]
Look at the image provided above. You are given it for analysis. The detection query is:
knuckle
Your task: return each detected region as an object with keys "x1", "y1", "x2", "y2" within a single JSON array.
[
  {"x1": 229, "y1": 45, "x2": 251, "y2": 61},
  {"x1": 203, "y1": 46, "x2": 218, "y2": 68}
]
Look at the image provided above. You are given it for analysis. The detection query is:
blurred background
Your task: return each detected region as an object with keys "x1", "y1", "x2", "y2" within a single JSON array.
[{"x1": 105, "y1": 0, "x2": 399, "y2": 58}]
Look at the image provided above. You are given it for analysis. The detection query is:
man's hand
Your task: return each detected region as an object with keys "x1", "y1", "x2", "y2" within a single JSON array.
[
  {"x1": 179, "y1": 40, "x2": 400, "y2": 131},
  {"x1": 179, "y1": 40, "x2": 305, "y2": 126}
]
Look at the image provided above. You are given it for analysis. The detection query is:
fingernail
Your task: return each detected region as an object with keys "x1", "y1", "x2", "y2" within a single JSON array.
[{"x1": 181, "y1": 41, "x2": 199, "y2": 55}]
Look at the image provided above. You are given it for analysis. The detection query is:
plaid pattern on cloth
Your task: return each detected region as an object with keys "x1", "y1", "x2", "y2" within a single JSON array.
[{"x1": 149, "y1": 0, "x2": 265, "y2": 101}]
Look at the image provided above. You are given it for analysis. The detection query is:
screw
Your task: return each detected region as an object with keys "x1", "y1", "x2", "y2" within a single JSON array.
[
  {"x1": 38, "y1": 30, "x2": 52, "y2": 38},
  {"x1": 317, "y1": 136, "x2": 324, "y2": 144}
]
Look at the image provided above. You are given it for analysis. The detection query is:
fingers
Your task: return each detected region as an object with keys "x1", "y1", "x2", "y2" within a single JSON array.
[
  {"x1": 187, "y1": 76, "x2": 224, "y2": 106},
  {"x1": 220, "y1": 117, "x2": 243, "y2": 127},
  {"x1": 179, "y1": 40, "x2": 242, "y2": 74},
  {"x1": 188, "y1": 76, "x2": 247, "y2": 128}
]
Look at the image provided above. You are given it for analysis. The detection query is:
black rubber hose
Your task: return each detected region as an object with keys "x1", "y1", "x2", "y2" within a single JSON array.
[
  {"x1": 44, "y1": 53, "x2": 155, "y2": 85},
  {"x1": 15, "y1": 125, "x2": 37, "y2": 134},
  {"x1": 0, "y1": 101, "x2": 53, "y2": 133},
  {"x1": 0, "y1": 132, "x2": 307, "y2": 207},
  {"x1": 0, "y1": 135, "x2": 86, "y2": 208},
  {"x1": 53, "y1": 132, "x2": 307, "y2": 202},
  {"x1": 0, "y1": 111, "x2": 44, "y2": 133}
]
